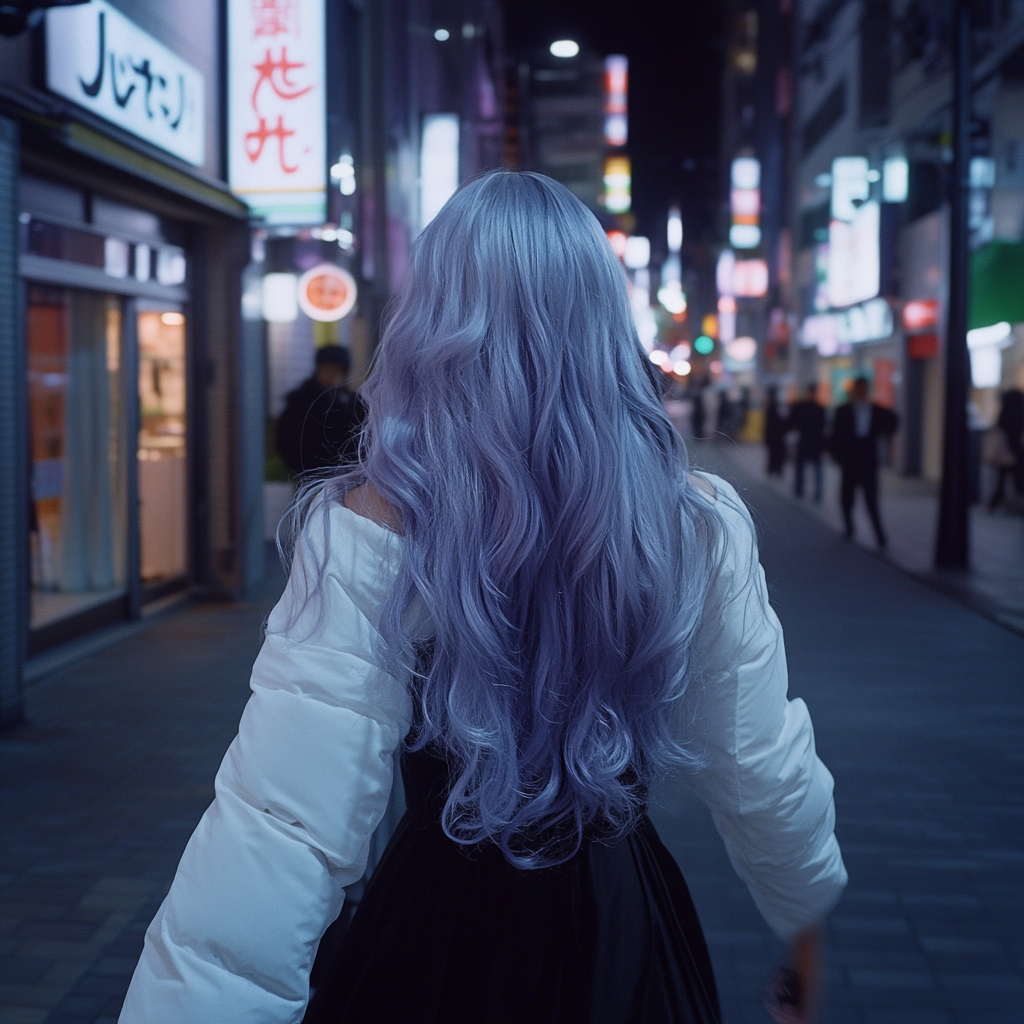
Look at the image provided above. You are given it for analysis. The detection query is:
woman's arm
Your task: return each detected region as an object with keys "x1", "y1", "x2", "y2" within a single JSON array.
[
  {"x1": 119, "y1": 501, "x2": 411, "y2": 1024},
  {"x1": 686, "y1": 477, "x2": 846, "y2": 980}
]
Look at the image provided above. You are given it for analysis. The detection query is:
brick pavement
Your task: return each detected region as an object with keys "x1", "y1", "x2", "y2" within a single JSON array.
[
  {"x1": 652, "y1": 442, "x2": 1024, "y2": 1023},
  {"x1": 2, "y1": 471, "x2": 1023, "y2": 1022},
  {"x1": 700, "y1": 431, "x2": 1024, "y2": 637},
  {"x1": 0, "y1": 561, "x2": 284, "y2": 1024}
]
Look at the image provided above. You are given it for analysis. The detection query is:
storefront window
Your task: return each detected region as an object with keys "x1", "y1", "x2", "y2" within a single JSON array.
[
  {"x1": 138, "y1": 308, "x2": 188, "y2": 584},
  {"x1": 28, "y1": 286, "x2": 128, "y2": 628}
]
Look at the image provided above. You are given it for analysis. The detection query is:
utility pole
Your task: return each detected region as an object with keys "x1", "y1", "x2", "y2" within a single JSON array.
[{"x1": 935, "y1": 0, "x2": 972, "y2": 569}]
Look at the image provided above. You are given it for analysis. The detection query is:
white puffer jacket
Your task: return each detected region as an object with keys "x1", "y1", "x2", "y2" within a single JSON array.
[{"x1": 119, "y1": 474, "x2": 847, "y2": 1023}]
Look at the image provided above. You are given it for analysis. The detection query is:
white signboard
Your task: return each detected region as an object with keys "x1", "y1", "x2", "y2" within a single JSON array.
[
  {"x1": 46, "y1": 1, "x2": 205, "y2": 166},
  {"x1": 228, "y1": 0, "x2": 326, "y2": 225},
  {"x1": 800, "y1": 297, "x2": 893, "y2": 354},
  {"x1": 827, "y1": 200, "x2": 880, "y2": 309}
]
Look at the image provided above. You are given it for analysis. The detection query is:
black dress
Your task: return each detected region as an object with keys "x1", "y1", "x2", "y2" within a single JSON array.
[{"x1": 304, "y1": 747, "x2": 720, "y2": 1024}]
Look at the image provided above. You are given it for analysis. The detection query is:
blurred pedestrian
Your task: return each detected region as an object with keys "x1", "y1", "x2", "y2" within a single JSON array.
[
  {"x1": 716, "y1": 387, "x2": 734, "y2": 436},
  {"x1": 121, "y1": 172, "x2": 845, "y2": 1024},
  {"x1": 764, "y1": 386, "x2": 788, "y2": 477},
  {"x1": 275, "y1": 345, "x2": 364, "y2": 476},
  {"x1": 789, "y1": 383, "x2": 826, "y2": 502},
  {"x1": 737, "y1": 386, "x2": 751, "y2": 433},
  {"x1": 985, "y1": 388, "x2": 1023, "y2": 511},
  {"x1": 829, "y1": 376, "x2": 899, "y2": 547},
  {"x1": 690, "y1": 383, "x2": 706, "y2": 440}
]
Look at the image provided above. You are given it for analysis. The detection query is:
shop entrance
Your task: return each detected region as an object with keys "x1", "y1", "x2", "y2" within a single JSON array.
[
  {"x1": 27, "y1": 286, "x2": 128, "y2": 631},
  {"x1": 26, "y1": 290, "x2": 191, "y2": 649},
  {"x1": 137, "y1": 307, "x2": 188, "y2": 589}
]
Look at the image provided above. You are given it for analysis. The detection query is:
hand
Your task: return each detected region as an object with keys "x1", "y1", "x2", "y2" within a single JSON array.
[{"x1": 764, "y1": 925, "x2": 822, "y2": 1024}]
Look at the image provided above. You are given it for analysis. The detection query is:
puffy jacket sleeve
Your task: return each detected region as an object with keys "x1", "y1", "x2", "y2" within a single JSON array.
[
  {"x1": 119, "y1": 502, "x2": 412, "y2": 1023},
  {"x1": 685, "y1": 475, "x2": 847, "y2": 941}
]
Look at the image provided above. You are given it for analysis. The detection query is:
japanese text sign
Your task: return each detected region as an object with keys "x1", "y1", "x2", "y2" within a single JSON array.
[
  {"x1": 228, "y1": 0, "x2": 326, "y2": 225},
  {"x1": 45, "y1": 1, "x2": 205, "y2": 167}
]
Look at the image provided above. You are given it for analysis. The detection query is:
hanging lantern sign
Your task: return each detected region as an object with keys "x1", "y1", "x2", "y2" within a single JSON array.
[{"x1": 297, "y1": 264, "x2": 358, "y2": 322}]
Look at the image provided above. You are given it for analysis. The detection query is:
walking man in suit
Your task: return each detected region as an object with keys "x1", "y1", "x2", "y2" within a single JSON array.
[
  {"x1": 829, "y1": 376, "x2": 899, "y2": 547},
  {"x1": 788, "y1": 383, "x2": 826, "y2": 502}
]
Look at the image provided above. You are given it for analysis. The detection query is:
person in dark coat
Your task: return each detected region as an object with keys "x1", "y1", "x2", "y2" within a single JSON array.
[
  {"x1": 987, "y1": 388, "x2": 1024, "y2": 510},
  {"x1": 716, "y1": 388, "x2": 734, "y2": 437},
  {"x1": 828, "y1": 376, "x2": 899, "y2": 547},
  {"x1": 690, "y1": 383, "x2": 706, "y2": 440},
  {"x1": 275, "y1": 345, "x2": 365, "y2": 477},
  {"x1": 764, "y1": 386, "x2": 788, "y2": 477},
  {"x1": 788, "y1": 383, "x2": 826, "y2": 502}
]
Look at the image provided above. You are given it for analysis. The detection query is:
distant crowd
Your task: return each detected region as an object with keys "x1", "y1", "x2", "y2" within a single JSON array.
[{"x1": 680, "y1": 379, "x2": 1024, "y2": 547}]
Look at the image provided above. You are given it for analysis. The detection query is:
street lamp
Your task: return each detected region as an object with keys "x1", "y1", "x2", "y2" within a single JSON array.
[
  {"x1": 667, "y1": 206, "x2": 682, "y2": 254},
  {"x1": 550, "y1": 39, "x2": 579, "y2": 58}
]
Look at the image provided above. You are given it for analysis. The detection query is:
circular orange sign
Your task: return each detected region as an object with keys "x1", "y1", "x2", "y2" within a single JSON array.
[{"x1": 297, "y1": 264, "x2": 357, "y2": 322}]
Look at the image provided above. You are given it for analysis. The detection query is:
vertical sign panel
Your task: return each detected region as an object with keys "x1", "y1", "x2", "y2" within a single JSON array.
[
  {"x1": 228, "y1": 0, "x2": 327, "y2": 225},
  {"x1": 603, "y1": 55, "x2": 627, "y2": 147},
  {"x1": 419, "y1": 114, "x2": 459, "y2": 231}
]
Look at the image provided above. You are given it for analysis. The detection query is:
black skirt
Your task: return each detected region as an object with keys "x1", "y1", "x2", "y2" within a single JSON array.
[{"x1": 304, "y1": 748, "x2": 720, "y2": 1024}]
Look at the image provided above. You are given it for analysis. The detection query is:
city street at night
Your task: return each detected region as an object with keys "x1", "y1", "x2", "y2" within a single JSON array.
[
  {"x1": 1, "y1": 1, "x2": 1023, "y2": 1022},
  {"x1": 3, "y1": 444, "x2": 1022, "y2": 1024}
]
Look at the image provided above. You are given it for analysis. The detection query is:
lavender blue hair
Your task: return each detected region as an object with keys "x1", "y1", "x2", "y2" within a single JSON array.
[{"x1": 288, "y1": 171, "x2": 721, "y2": 867}]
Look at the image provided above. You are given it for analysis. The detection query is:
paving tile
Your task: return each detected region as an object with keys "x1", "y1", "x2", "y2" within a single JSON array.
[
  {"x1": 0, "y1": 1008, "x2": 49, "y2": 1024},
  {"x1": 0, "y1": 961, "x2": 51, "y2": 987},
  {"x1": 940, "y1": 973, "x2": 1024, "y2": 992},
  {"x1": 862, "y1": 1010, "x2": 953, "y2": 1024},
  {"x1": 847, "y1": 969, "x2": 936, "y2": 989},
  {"x1": 951, "y1": 1014, "x2": 1024, "y2": 1024}
]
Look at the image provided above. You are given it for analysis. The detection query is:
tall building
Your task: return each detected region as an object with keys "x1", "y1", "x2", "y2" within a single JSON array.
[
  {"x1": 508, "y1": 43, "x2": 606, "y2": 214},
  {"x1": 716, "y1": 0, "x2": 796, "y2": 382}
]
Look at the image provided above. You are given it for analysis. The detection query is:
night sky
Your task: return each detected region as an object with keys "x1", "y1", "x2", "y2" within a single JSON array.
[{"x1": 504, "y1": 0, "x2": 726, "y2": 251}]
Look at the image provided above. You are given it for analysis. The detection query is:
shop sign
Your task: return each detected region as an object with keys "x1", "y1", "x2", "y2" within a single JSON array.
[
  {"x1": 732, "y1": 258, "x2": 769, "y2": 298},
  {"x1": 45, "y1": 1, "x2": 205, "y2": 166},
  {"x1": 908, "y1": 333, "x2": 939, "y2": 359},
  {"x1": 729, "y1": 157, "x2": 760, "y2": 250},
  {"x1": 902, "y1": 298, "x2": 939, "y2": 332},
  {"x1": 827, "y1": 200, "x2": 880, "y2": 308},
  {"x1": 716, "y1": 249, "x2": 768, "y2": 298},
  {"x1": 800, "y1": 297, "x2": 893, "y2": 355},
  {"x1": 603, "y1": 55, "x2": 628, "y2": 147},
  {"x1": 228, "y1": 0, "x2": 326, "y2": 225},
  {"x1": 297, "y1": 264, "x2": 357, "y2": 322}
]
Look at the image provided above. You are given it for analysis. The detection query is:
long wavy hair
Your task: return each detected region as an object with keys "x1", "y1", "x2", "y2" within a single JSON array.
[{"x1": 287, "y1": 171, "x2": 720, "y2": 867}]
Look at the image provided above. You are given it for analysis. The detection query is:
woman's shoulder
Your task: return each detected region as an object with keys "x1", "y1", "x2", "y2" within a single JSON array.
[
  {"x1": 687, "y1": 471, "x2": 758, "y2": 578},
  {"x1": 344, "y1": 483, "x2": 403, "y2": 534},
  {"x1": 689, "y1": 471, "x2": 749, "y2": 523},
  {"x1": 294, "y1": 483, "x2": 402, "y2": 583}
]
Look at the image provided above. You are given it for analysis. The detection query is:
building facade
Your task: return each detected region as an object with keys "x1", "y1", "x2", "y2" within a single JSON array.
[
  {"x1": 0, "y1": 0, "x2": 508, "y2": 728},
  {"x1": 0, "y1": 0, "x2": 256, "y2": 728},
  {"x1": 787, "y1": 0, "x2": 1024, "y2": 481},
  {"x1": 714, "y1": 0, "x2": 797, "y2": 385}
]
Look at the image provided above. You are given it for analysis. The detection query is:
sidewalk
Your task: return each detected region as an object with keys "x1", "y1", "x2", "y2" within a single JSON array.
[
  {"x1": 698, "y1": 436, "x2": 1024, "y2": 637},
  {"x1": 3, "y1": 500, "x2": 1023, "y2": 1023},
  {"x1": 659, "y1": 450, "x2": 1024, "y2": 1022},
  {"x1": 0, "y1": 555, "x2": 286, "y2": 1024}
]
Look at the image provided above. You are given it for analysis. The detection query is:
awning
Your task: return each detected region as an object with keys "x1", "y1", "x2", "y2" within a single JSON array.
[{"x1": 970, "y1": 240, "x2": 1024, "y2": 329}]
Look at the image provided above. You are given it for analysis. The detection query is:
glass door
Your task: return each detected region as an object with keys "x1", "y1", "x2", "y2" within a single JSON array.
[
  {"x1": 27, "y1": 286, "x2": 128, "y2": 630},
  {"x1": 137, "y1": 307, "x2": 188, "y2": 589}
]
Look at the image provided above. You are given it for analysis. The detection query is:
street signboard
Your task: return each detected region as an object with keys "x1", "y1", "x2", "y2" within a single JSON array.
[
  {"x1": 297, "y1": 264, "x2": 357, "y2": 322},
  {"x1": 227, "y1": 0, "x2": 327, "y2": 225},
  {"x1": 45, "y1": 0, "x2": 205, "y2": 166}
]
